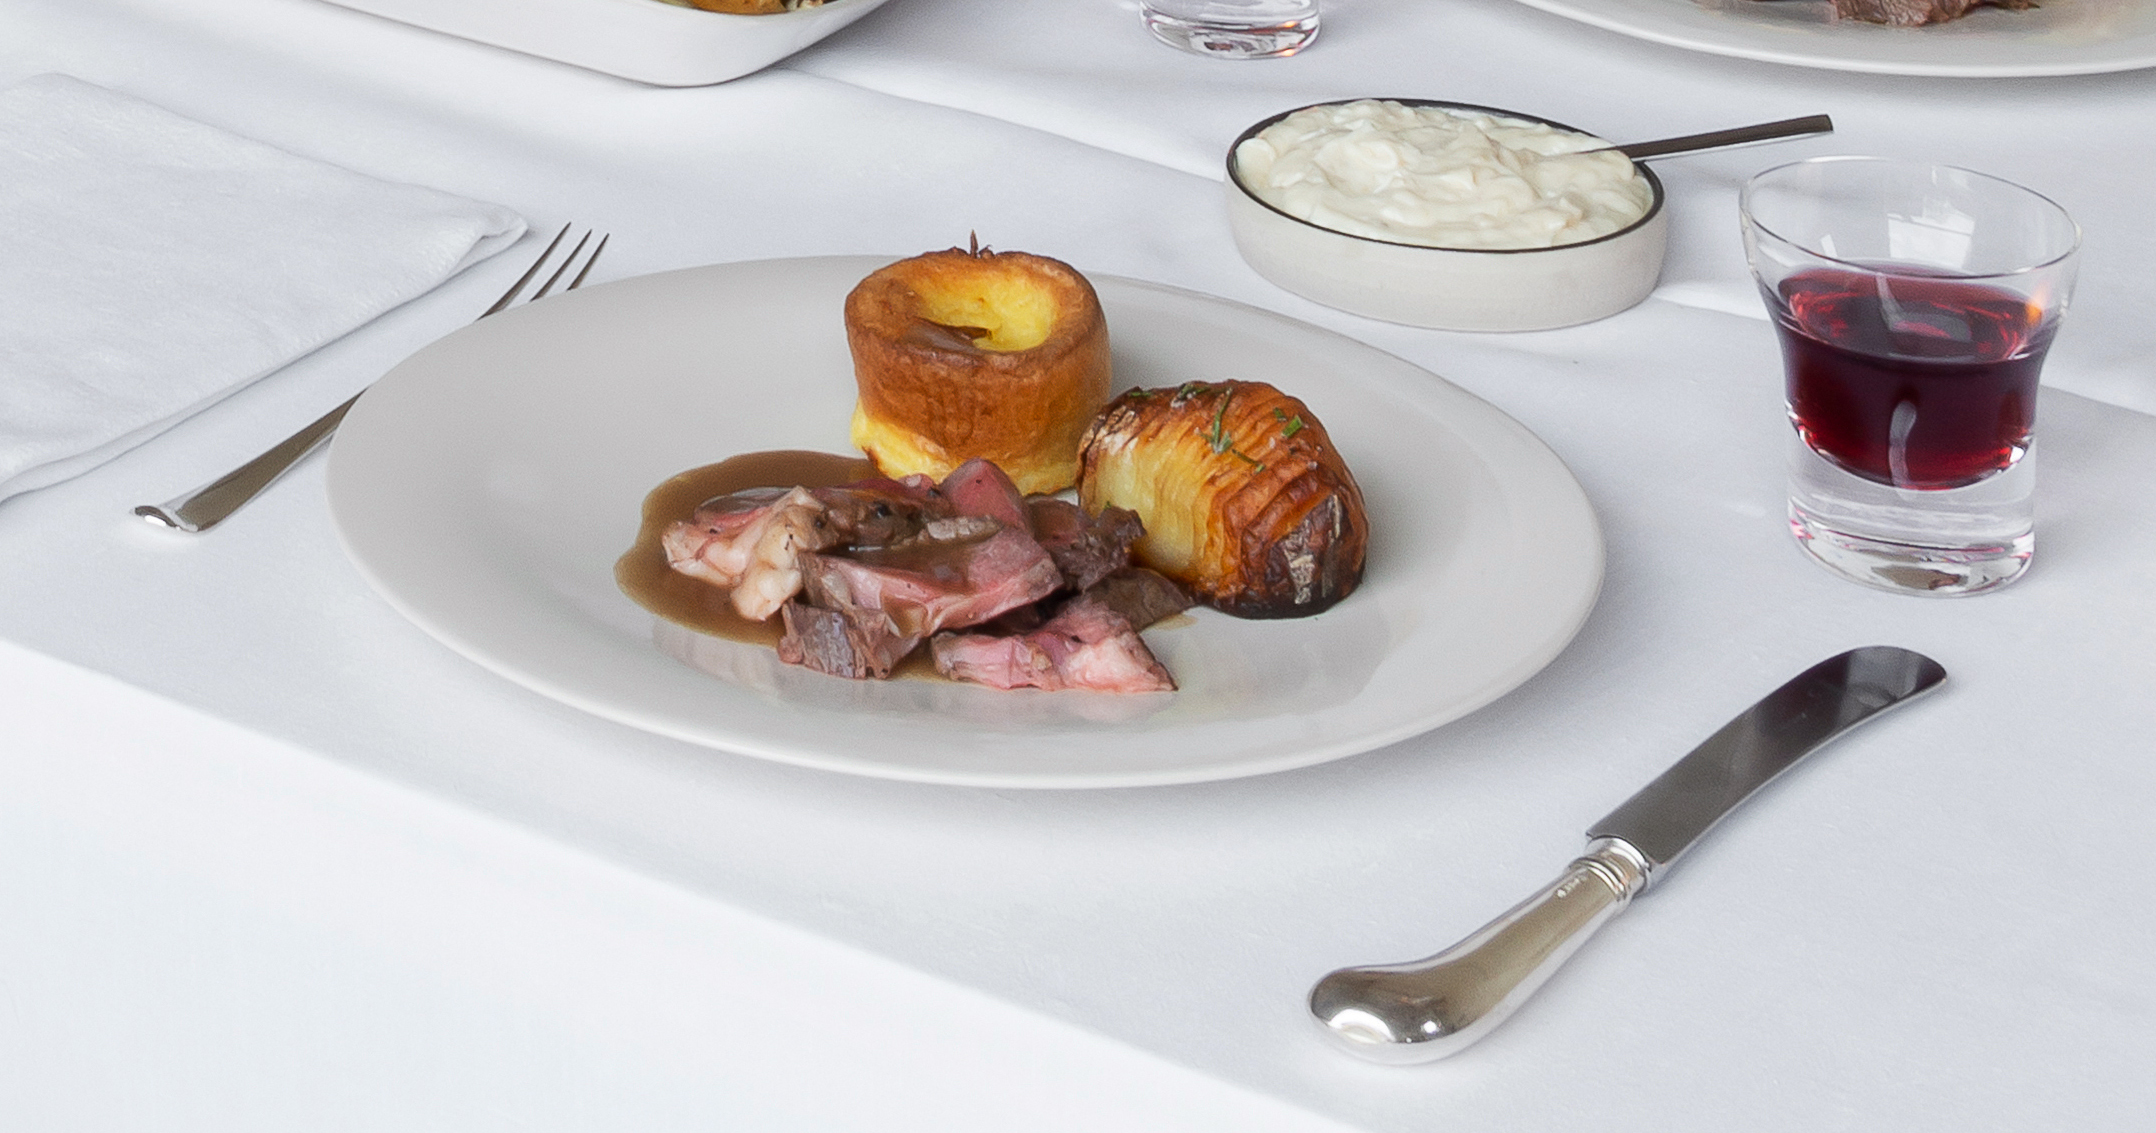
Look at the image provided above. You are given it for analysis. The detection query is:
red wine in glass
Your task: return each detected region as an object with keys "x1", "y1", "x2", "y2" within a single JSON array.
[{"x1": 1772, "y1": 266, "x2": 2053, "y2": 490}]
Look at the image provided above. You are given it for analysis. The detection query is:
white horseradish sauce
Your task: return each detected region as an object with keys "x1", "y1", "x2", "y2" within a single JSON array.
[{"x1": 1233, "y1": 100, "x2": 1653, "y2": 250}]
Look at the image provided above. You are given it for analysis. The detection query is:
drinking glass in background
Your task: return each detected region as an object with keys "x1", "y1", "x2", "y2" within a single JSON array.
[
  {"x1": 1741, "y1": 157, "x2": 2080, "y2": 596},
  {"x1": 1140, "y1": 0, "x2": 1319, "y2": 58}
]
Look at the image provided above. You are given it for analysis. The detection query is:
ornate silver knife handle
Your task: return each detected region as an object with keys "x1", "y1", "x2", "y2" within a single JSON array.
[
  {"x1": 1310, "y1": 837, "x2": 1650, "y2": 1064},
  {"x1": 1310, "y1": 646, "x2": 1947, "y2": 1063}
]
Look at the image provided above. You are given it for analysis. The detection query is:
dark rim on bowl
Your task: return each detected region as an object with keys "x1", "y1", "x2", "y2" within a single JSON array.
[{"x1": 1224, "y1": 98, "x2": 1667, "y2": 255}]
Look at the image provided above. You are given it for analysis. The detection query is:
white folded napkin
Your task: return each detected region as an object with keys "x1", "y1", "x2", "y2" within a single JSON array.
[{"x1": 0, "y1": 74, "x2": 526, "y2": 503}]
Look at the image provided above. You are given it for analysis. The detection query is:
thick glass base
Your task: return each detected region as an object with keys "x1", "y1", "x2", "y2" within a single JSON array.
[
  {"x1": 1141, "y1": 10, "x2": 1318, "y2": 58},
  {"x1": 1785, "y1": 431, "x2": 2034, "y2": 597}
]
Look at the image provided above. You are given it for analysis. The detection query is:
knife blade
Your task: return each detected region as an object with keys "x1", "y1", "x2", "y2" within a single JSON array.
[{"x1": 1309, "y1": 646, "x2": 1946, "y2": 1064}]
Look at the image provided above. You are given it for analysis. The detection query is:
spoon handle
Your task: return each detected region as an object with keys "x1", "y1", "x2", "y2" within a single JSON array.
[{"x1": 1615, "y1": 113, "x2": 1834, "y2": 161}]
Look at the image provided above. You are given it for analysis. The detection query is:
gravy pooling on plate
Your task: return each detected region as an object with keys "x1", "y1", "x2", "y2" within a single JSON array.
[{"x1": 616, "y1": 449, "x2": 874, "y2": 647}]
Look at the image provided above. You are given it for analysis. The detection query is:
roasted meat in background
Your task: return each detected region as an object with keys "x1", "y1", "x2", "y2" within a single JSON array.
[{"x1": 1758, "y1": 0, "x2": 2035, "y2": 28}]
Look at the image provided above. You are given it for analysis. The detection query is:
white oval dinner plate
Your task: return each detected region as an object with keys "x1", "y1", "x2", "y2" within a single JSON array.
[
  {"x1": 328, "y1": 257, "x2": 1602, "y2": 788},
  {"x1": 1510, "y1": 0, "x2": 2156, "y2": 77}
]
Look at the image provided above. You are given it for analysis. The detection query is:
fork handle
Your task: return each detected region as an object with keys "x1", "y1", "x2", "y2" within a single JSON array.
[{"x1": 134, "y1": 392, "x2": 360, "y2": 532}]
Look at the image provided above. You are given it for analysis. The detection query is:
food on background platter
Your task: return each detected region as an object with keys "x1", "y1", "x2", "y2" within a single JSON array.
[
  {"x1": 661, "y1": 0, "x2": 827, "y2": 14},
  {"x1": 1746, "y1": 0, "x2": 2034, "y2": 26},
  {"x1": 651, "y1": 456, "x2": 1189, "y2": 693},
  {"x1": 845, "y1": 245, "x2": 1113, "y2": 495},
  {"x1": 1079, "y1": 380, "x2": 1367, "y2": 619}
]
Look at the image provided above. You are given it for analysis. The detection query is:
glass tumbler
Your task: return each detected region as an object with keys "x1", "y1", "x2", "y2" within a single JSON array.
[
  {"x1": 1741, "y1": 157, "x2": 2080, "y2": 596},
  {"x1": 1140, "y1": 0, "x2": 1320, "y2": 59}
]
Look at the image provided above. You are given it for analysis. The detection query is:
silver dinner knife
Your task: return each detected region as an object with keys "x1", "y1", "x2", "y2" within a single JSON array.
[{"x1": 1309, "y1": 645, "x2": 1947, "y2": 1063}]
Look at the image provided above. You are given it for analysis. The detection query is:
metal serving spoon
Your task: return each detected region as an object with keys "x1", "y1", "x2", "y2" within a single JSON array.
[{"x1": 1598, "y1": 113, "x2": 1834, "y2": 161}]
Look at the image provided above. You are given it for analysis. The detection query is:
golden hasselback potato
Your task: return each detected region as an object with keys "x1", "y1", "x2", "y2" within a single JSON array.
[
  {"x1": 845, "y1": 246, "x2": 1113, "y2": 495},
  {"x1": 1077, "y1": 380, "x2": 1368, "y2": 619}
]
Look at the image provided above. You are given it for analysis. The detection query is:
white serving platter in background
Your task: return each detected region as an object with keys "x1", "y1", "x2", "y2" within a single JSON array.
[
  {"x1": 319, "y1": 0, "x2": 894, "y2": 86},
  {"x1": 1509, "y1": 0, "x2": 2156, "y2": 77}
]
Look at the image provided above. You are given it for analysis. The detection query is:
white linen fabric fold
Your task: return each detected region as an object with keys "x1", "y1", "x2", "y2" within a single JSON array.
[{"x1": 0, "y1": 73, "x2": 525, "y2": 502}]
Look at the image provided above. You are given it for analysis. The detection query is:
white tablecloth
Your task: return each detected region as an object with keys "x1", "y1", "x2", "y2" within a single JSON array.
[{"x1": 4, "y1": 1, "x2": 2152, "y2": 1129}]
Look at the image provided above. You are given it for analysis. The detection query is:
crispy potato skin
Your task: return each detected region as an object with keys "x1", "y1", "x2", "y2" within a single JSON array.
[
  {"x1": 1077, "y1": 381, "x2": 1367, "y2": 619},
  {"x1": 846, "y1": 248, "x2": 1112, "y2": 495}
]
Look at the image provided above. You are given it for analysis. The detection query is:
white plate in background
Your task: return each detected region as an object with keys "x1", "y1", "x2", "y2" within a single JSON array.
[
  {"x1": 1509, "y1": 0, "x2": 2156, "y2": 77},
  {"x1": 319, "y1": 0, "x2": 893, "y2": 86},
  {"x1": 327, "y1": 257, "x2": 1603, "y2": 788}
]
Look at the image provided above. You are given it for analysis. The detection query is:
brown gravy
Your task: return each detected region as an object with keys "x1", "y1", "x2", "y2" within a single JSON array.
[{"x1": 615, "y1": 450, "x2": 875, "y2": 647}]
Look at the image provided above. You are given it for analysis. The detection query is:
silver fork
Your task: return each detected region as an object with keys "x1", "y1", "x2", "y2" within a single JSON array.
[{"x1": 135, "y1": 224, "x2": 609, "y2": 533}]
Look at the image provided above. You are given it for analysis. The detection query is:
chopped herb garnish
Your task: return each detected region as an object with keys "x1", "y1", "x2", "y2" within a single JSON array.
[
  {"x1": 1280, "y1": 415, "x2": 1305, "y2": 439},
  {"x1": 1200, "y1": 387, "x2": 1265, "y2": 471},
  {"x1": 1205, "y1": 389, "x2": 1236, "y2": 453}
]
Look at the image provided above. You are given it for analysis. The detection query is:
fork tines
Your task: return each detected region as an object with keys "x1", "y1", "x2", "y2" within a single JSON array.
[{"x1": 486, "y1": 223, "x2": 610, "y2": 318}]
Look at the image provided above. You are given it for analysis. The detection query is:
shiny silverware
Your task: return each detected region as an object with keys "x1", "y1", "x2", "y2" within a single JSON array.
[
  {"x1": 134, "y1": 224, "x2": 608, "y2": 533},
  {"x1": 1603, "y1": 114, "x2": 1834, "y2": 162},
  {"x1": 1310, "y1": 645, "x2": 1946, "y2": 1063}
]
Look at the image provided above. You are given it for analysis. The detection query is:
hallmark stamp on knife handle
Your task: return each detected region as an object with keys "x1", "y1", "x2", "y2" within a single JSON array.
[{"x1": 1309, "y1": 646, "x2": 1946, "y2": 1064}]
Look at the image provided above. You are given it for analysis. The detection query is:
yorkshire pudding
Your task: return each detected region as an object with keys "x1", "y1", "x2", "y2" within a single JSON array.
[
  {"x1": 1078, "y1": 380, "x2": 1367, "y2": 619},
  {"x1": 845, "y1": 247, "x2": 1112, "y2": 495}
]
